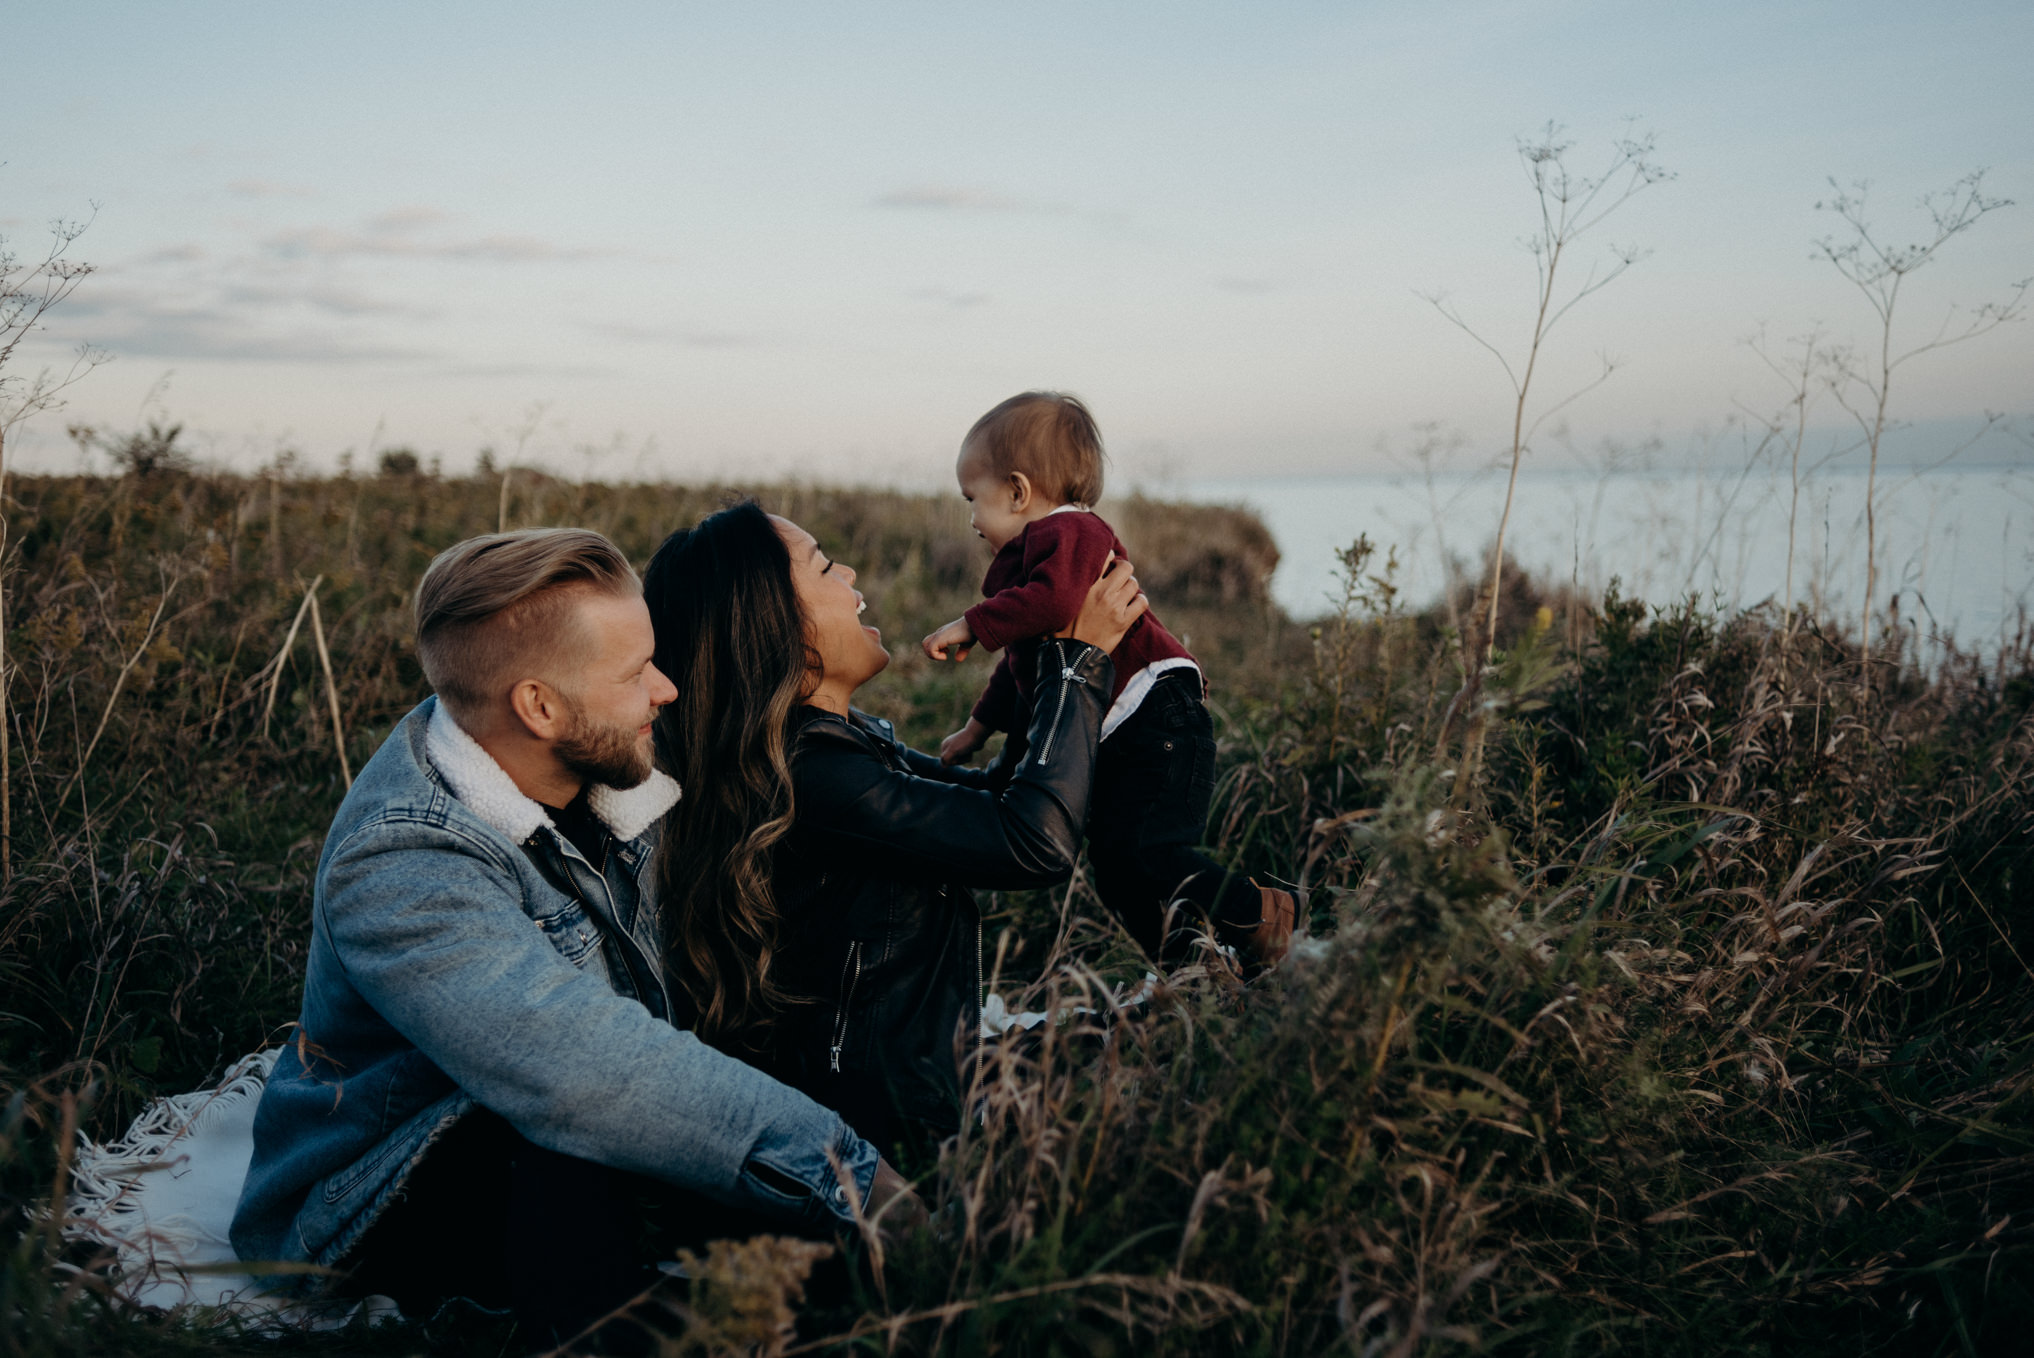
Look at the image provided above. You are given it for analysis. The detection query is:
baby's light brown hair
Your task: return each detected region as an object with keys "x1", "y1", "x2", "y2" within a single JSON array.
[{"x1": 964, "y1": 391, "x2": 1106, "y2": 507}]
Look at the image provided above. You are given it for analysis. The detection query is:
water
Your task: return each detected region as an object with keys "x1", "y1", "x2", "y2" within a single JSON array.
[{"x1": 1180, "y1": 461, "x2": 2033, "y2": 646}]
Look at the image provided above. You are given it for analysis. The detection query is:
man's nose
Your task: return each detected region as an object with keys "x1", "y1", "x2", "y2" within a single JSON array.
[{"x1": 647, "y1": 664, "x2": 679, "y2": 707}]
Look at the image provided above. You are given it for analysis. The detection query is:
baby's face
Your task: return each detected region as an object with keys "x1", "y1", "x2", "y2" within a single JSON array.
[{"x1": 957, "y1": 442, "x2": 1034, "y2": 551}]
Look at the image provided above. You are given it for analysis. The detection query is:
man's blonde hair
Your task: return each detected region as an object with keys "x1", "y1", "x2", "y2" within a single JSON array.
[{"x1": 414, "y1": 528, "x2": 639, "y2": 718}]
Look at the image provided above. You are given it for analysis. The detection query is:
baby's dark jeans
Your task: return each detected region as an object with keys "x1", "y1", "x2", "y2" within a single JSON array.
[{"x1": 1086, "y1": 669, "x2": 1262, "y2": 959}]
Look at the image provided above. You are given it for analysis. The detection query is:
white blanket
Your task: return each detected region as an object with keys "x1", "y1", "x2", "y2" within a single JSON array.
[{"x1": 60, "y1": 1048, "x2": 393, "y2": 1327}]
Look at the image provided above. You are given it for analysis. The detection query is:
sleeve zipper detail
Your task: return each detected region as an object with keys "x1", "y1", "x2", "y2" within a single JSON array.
[
  {"x1": 1034, "y1": 641, "x2": 1091, "y2": 765},
  {"x1": 829, "y1": 940, "x2": 864, "y2": 1073}
]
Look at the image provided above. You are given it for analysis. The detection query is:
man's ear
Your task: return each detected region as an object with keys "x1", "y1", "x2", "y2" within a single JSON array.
[
  {"x1": 507, "y1": 678, "x2": 569, "y2": 741},
  {"x1": 1008, "y1": 471, "x2": 1034, "y2": 513}
]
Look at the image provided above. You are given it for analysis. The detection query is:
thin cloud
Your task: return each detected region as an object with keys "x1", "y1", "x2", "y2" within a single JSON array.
[
  {"x1": 873, "y1": 184, "x2": 1030, "y2": 212},
  {"x1": 227, "y1": 179, "x2": 316, "y2": 199},
  {"x1": 217, "y1": 281, "x2": 432, "y2": 319},
  {"x1": 55, "y1": 287, "x2": 431, "y2": 364},
  {"x1": 908, "y1": 285, "x2": 991, "y2": 309},
  {"x1": 583, "y1": 321, "x2": 767, "y2": 347},
  {"x1": 135, "y1": 244, "x2": 208, "y2": 266},
  {"x1": 36, "y1": 205, "x2": 619, "y2": 371},
  {"x1": 365, "y1": 205, "x2": 451, "y2": 234},
  {"x1": 1216, "y1": 277, "x2": 1278, "y2": 294},
  {"x1": 426, "y1": 360, "x2": 615, "y2": 380},
  {"x1": 263, "y1": 214, "x2": 613, "y2": 263}
]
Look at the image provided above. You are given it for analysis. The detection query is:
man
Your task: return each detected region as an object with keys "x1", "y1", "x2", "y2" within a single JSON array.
[{"x1": 231, "y1": 528, "x2": 908, "y2": 1343}]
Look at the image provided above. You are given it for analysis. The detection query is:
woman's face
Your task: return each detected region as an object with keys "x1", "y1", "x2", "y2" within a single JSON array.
[{"x1": 773, "y1": 515, "x2": 890, "y2": 709}]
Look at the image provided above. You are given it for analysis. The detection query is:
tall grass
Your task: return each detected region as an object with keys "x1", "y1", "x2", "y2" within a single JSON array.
[{"x1": 2, "y1": 465, "x2": 2029, "y2": 1356}]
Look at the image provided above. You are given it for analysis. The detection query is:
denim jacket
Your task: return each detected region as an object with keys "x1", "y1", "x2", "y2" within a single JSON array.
[{"x1": 230, "y1": 697, "x2": 880, "y2": 1274}]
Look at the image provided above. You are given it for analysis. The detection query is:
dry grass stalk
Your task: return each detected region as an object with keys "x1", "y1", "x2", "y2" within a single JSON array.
[
  {"x1": 306, "y1": 590, "x2": 351, "y2": 789},
  {"x1": 790, "y1": 1272, "x2": 1252, "y2": 1356},
  {"x1": 257, "y1": 574, "x2": 323, "y2": 740},
  {"x1": 1812, "y1": 171, "x2": 2026, "y2": 680},
  {"x1": 1422, "y1": 124, "x2": 1669, "y2": 666},
  {"x1": 53, "y1": 575, "x2": 175, "y2": 816}
]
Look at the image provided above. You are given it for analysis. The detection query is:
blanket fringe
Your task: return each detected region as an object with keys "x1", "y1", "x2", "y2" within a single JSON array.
[
  {"x1": 63, "y1": 1050, "x2": 279, "y2": 1258},
  {"x1": 56, "y1": 1048, "x2": 393, "y2": 1329}
]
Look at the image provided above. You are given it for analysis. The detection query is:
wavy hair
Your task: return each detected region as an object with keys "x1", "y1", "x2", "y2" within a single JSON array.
[{"x1": 644, "y1": 502, "x2": 811, "y2": 1049}]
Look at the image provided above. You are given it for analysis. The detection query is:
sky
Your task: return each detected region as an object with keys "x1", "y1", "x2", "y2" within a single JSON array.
[{"x1": 4, "y1": 0, "x2": 2031, "y2": 486}]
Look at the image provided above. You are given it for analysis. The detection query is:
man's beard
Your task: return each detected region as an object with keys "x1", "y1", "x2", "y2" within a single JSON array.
[{"x1": 555, "y1": 697, "x2": 654, "y2": 790}]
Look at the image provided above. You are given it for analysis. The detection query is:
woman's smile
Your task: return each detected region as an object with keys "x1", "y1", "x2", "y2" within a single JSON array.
[{"x1": 767, "y1": 515, "x2": 893, "y2": 712}]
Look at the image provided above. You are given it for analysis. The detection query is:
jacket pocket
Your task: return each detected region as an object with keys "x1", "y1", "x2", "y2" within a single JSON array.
[
  {"x1": 530, "y1": 899, "x2": 600, "y2": 967},
  {"x1": 828, "y1": 940, "x2": 865, "y2": 1074},
  {"x1": 320, "y1": 1118, "x2": 408, "y2": 1204}
]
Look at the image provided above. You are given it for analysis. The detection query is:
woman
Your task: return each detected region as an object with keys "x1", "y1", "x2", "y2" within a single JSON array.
[{"x1": 643, "y1": 501, "x2": 1142, "y2": 1162}]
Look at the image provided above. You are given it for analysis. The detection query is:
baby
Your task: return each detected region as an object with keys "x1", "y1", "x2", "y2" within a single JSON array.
[{"x1": 922, "y1": 392, "x2": 1294, "y2": 964}]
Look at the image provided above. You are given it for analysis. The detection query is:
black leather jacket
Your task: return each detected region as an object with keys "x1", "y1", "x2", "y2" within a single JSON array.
[{"x1": 766, "y1": 638, "x2": 1114, "y2": 1150}]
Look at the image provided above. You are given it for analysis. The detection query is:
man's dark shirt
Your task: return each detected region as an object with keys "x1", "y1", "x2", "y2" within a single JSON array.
[{"x1": 544, "y1": 787, "x2": 610, "y2": 871}]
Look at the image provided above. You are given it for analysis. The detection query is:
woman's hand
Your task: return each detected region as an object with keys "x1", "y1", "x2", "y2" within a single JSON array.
[{"x1": 1061, "y1": 553, "x2": 1147, "y2": 653}]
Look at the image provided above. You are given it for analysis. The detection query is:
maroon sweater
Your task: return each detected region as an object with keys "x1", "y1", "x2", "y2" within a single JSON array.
[{"x1": 964, "y1": 509, "x2": 1196, "y2": 733}]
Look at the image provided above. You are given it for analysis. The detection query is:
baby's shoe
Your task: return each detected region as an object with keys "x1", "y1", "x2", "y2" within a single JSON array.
[
  {"x1": 1213, "y1": 882, "x2": 1297, "y2": 967},
  {"x1": 1245, "y1": 884, "x2": 1296, "y2": 965}
]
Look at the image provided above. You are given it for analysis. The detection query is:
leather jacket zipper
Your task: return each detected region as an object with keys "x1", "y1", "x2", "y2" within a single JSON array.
[
  {"x1": 1035, "y1": 641, "x2": 1087, "y2": 765},
  {"x1": 830, "y1": 940, "x2": 864, "y2": 1073}
]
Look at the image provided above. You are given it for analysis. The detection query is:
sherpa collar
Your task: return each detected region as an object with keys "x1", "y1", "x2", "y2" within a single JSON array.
[{"x1": 424, "y1": 700, "x2": 682, "y2": 845}]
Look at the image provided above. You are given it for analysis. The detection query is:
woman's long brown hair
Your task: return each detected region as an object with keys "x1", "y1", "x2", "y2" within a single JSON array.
[{"x1": 643, "y1": 502, "x2": 810, "y2": 1049}]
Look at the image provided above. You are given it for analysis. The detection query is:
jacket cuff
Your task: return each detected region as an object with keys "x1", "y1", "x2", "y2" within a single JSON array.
[
  {"x1": 962, "y1": 602, "x2": 1011, "y2": 653},
  {"x1": 737, "y1": 1115, "x2": 882, "y2": 1229},
  {"x1": 828, "y1": 1123, "x2": 884, "y2": 1225}
]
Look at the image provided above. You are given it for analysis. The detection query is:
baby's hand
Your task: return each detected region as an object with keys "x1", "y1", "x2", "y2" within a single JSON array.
[
  {"x1": 940, "y1": 718, "x2": 990, "y2": 766},
  {"x1": 923, "y1": 617, "x2": 975, "y2": 662}
]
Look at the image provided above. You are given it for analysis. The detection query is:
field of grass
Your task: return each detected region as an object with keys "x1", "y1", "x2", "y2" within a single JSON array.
[{"x1": 1, "y1": 463, "x2": 2030, "y2": 1356}]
